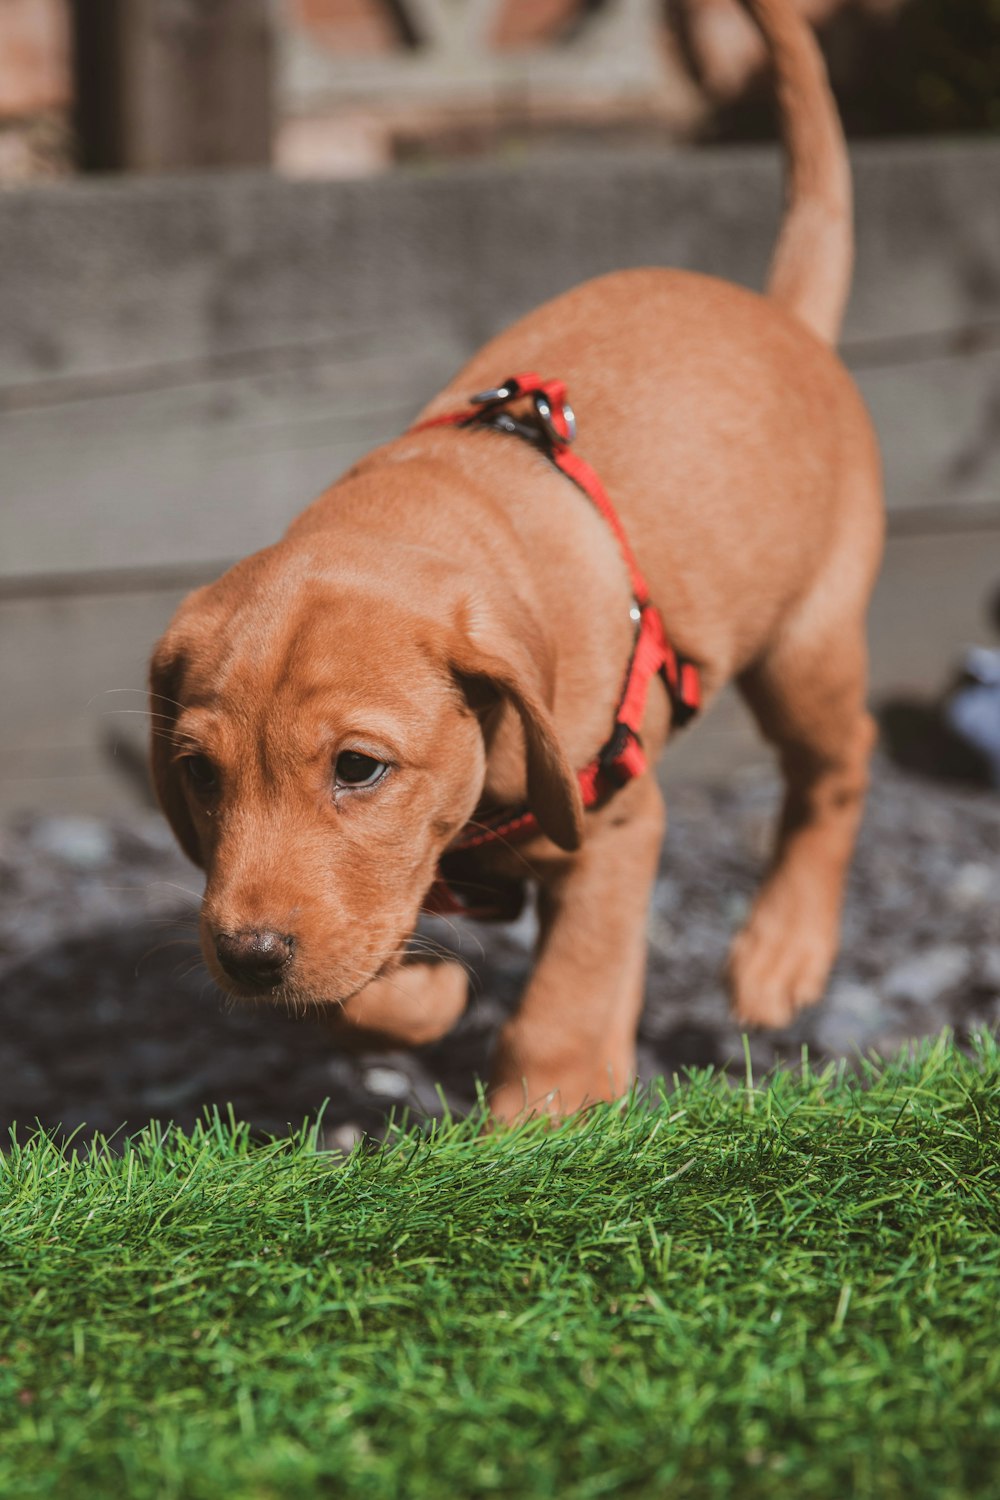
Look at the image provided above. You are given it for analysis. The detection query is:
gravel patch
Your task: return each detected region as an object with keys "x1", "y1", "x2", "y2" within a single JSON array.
[{"x1": 1, "y1": 760, "x2": 997, "y2": 1147}]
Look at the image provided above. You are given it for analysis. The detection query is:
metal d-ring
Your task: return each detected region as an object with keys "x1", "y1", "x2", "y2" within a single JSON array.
[
  {"x1": 470, "y1": 383, "x2": 516, "y2": 406},
  {"x1": 533, "y1": 391, "x2": 576, "y2": 446}
]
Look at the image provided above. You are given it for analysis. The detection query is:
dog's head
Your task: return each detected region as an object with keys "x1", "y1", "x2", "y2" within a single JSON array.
[{"x1": 149, "y1": 532, "x2": 582, "y2": 1007}]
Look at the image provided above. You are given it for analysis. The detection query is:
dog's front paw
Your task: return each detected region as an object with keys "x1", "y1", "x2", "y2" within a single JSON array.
[
  {"x1": 332, "y1": 959, "x2": 468, "y2": 1049},
  {"x1": 489, "y1": 1025, "x2": 636, "y2": 1123},
  {"x1": 727, "y1": 886, "x2": 837, "y2": 1030}
]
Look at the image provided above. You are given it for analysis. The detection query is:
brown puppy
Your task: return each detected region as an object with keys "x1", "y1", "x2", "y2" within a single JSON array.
[{"x1": 150, "y1": 0, "x2": 883, "y2": 1119}]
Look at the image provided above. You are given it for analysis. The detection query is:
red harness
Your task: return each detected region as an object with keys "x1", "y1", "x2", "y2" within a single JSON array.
[{"x1": 410, "y1": 372, "x2": 700, "y2": 918}]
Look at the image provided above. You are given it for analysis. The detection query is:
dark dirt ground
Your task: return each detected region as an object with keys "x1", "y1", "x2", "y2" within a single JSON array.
[{"x1": 1, "y1": 759, "x2": 998, "y2": 1150}]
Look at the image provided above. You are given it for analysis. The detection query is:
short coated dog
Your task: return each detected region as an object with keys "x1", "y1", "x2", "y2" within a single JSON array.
[{"x1": 150, "y1": 0, "x2": 883, "y2": 1120}]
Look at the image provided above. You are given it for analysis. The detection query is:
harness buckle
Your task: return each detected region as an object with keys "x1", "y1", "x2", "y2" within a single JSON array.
[{"x1": 469, "y1": 374, "x2": 576, "y2": 448}]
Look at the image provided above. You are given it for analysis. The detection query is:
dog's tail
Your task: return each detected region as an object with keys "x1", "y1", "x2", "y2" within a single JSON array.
[{"x1": 741, "y1": 0, "x2": 852, "y2": 344}]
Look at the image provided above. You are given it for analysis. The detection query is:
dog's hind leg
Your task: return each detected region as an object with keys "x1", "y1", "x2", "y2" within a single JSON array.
[{"x1": 727, "y1": 579, "x2": 877, "y2": 1030}]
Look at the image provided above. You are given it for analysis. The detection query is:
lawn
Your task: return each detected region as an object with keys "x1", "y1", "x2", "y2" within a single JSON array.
[{"x1": 2, "y1": 1033, "x2": 998, "y2": 1500}]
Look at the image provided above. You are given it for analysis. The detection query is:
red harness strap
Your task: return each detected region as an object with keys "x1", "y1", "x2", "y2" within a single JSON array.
[{"x1": 411, "y1": 372, "x2": 701, "y2": 917}]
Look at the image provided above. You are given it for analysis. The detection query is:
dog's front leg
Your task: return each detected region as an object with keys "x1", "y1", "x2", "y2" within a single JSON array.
[{"x1": 489, "y1": 773, "x2": 665, "y2": 1121}]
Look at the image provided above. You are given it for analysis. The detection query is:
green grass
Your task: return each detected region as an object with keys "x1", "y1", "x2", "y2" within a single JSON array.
[{"x1": 2, "y1": 1034, "x2": 999, "y2": 1500}]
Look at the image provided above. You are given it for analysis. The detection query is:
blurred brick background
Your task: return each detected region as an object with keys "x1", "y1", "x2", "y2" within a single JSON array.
[
  {"x1": 0, "y1": 0, "x2": 933, "y2": 183},
  {"x1": 0, "y1": 0, "x2": 71, "y2": 180}
]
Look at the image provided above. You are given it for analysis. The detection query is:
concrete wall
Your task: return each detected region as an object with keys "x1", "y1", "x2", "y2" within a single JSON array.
[{"x1": 2, "y1": 139, "x2": 999, "y2": 811}]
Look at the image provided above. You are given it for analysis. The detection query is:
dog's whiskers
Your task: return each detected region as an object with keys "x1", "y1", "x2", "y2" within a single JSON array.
[
  {"x1": 141, "y1": 880, "x2": 204, "y2": 905},
  {"x1": 402, "y1": 934, "x2": 478, "y2": 989},
  {"x1": 419, "y1": 907, "x2": 488, "y2": 965},
  {"x1": 102, "y1": 708, "x2": 175, "y2": 721},
  {"x1": 135, "y1": 935, "x2": 202, "y2": 972},
  {"x1": 94, "y1": 687, "x2": 188, "y2": 712},
  {"x1": 174, "y1": 955, "x2": 209, "y2": 985}
]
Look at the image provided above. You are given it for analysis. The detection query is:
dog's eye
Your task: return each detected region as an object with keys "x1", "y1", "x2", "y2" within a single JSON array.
[
  {"x1": 183, "y1": 754, "x2": 218, "y2": 795},
  {"x1": 335, "y1": 751, "x2": 387, "y2": 789}
]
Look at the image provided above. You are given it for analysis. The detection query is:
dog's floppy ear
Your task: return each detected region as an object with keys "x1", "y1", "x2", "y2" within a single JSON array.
[
  {"x1": 450, "y1": 596, "x2": 584, "y2": 853},
  {"x1": 148, "y1": 636, "x2": 202, "y2": 868}
]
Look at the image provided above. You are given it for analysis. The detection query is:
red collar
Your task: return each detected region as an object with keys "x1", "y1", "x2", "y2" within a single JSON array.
[{"x1": 410, "y1": 372, "x2": 700, "y2": 918}]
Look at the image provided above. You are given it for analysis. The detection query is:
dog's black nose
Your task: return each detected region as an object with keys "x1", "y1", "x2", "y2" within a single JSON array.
[{"x1": 214, "y1": 929, "x2": 293, "y2": 990}]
